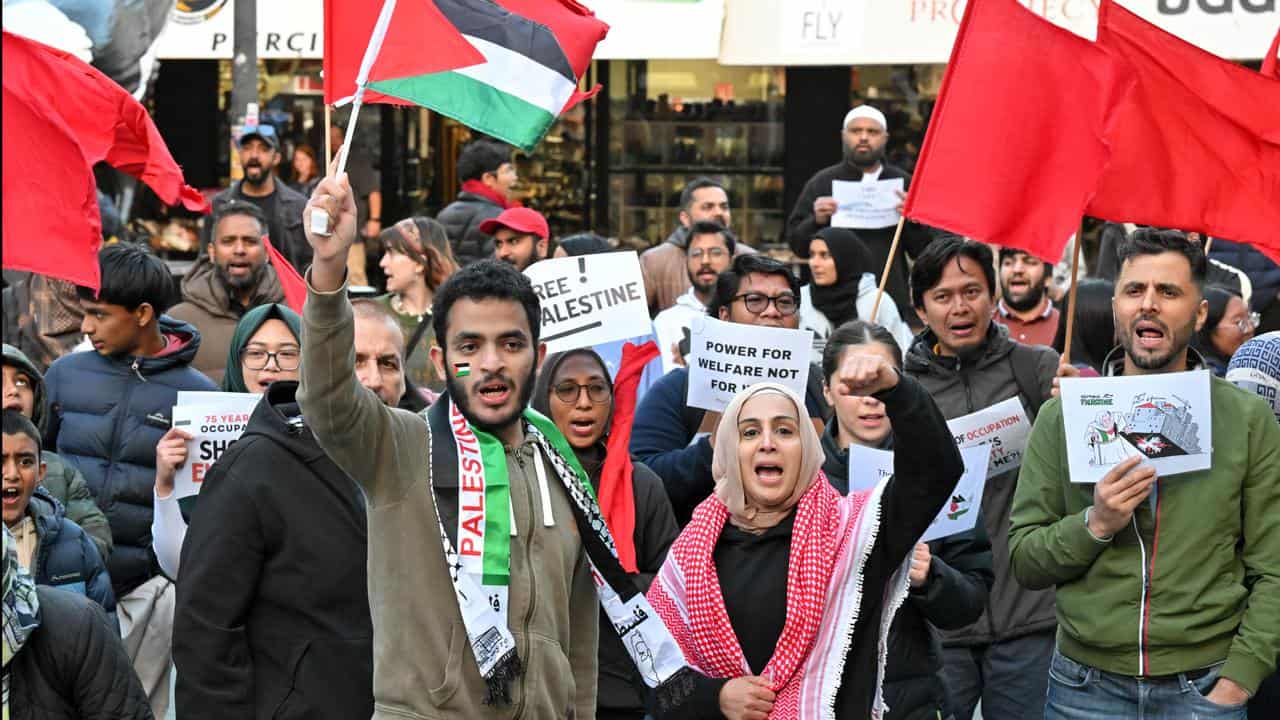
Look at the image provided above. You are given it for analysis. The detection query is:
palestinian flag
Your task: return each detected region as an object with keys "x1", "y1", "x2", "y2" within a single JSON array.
[{"x1": 324, "y1": 0, "x2": 608, "y2": 152}]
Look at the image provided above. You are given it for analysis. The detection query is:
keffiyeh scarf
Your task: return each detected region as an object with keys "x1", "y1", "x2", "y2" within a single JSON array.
[{"x1": 3, "y1": 527, "x2": 41, "y2": 720}]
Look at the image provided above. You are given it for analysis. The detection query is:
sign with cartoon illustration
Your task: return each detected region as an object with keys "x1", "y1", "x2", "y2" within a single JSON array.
[
  {"x1": 1060, "y1": 370, "x2": 1213, "y2": 484},
  {"x1": 848, "y1": 443, "x2": 990, "y2": 542}
]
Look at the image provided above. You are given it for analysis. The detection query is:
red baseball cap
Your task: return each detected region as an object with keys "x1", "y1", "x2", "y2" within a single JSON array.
[{"x1": 479, "y1": 208, "x2": 549, "y2": 240}]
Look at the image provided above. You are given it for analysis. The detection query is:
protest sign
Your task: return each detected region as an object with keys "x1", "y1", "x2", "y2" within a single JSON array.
[
  {"x1": 685, "y1": 316, "x2": 812, "y2": 412},
  {"x1": 831, "y1": 177, "x2": 904, "y2": 229},
  {"x1": 170, "y1": 393, "x2": 261, "y2": 503},
  {"x1": 524, "y1": 251, "x2": 652, "y2": 354},
  {"x1": 848, "y1": 443, "x2": 990, "y2": 542},
  {"x1": 946, "y1": 396, "x2": 1034, "y2": 479},
  {"x1": 1060, "y1": 370, "x2": 1212, "y2": 484}
]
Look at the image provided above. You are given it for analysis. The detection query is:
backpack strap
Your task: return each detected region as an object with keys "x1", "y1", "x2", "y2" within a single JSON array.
[{"x1": 1008, "y1": 344, "x2": 1046, "y2": 421}]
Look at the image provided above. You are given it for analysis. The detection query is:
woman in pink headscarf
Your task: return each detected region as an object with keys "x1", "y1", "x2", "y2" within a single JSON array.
[{"x1": 648, "y1": 349, "x2": 964, "y2": 720}]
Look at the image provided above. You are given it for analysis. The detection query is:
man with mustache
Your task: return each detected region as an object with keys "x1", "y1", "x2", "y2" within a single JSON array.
[
  {"x1": 1010, "y1": 229, "x2": 1280, "y2": 717},
  {"x1": 169, "y1": 201, "x2": 285, "y2": 383},
  {"x1": 210, "y1": 124, "x2": 311, "y2": 273},
  {"x1": 902, "y1": 235, "x2": 1061, "y2": 720},
  {"x1": 994, "y1": 248, "x2": 1061, "y2": 348},
  {"x1": 785, "y1": 105, "x2": 934, "y2": 327}
]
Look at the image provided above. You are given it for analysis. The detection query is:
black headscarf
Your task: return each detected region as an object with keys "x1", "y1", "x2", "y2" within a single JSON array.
[
  {"x1": 809, "y1": 227, "x2": 873, "y2": 329},
  {"x1": 531, "y1": 348, "x2": 615, "y2": 476}
]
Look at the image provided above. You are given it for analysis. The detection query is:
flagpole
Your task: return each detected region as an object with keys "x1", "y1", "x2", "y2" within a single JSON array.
[
  {"x1": 324, "y1": 103, "x2": 333, "y2": 167},
  {"x1": 1202, "y1": 236, "x2": 1214, "y2": 257},
  {"x1": 1061, "y1": 221, "x2": 1085, "y2": 366},
  {"x1": 334, "y1": 0, "x2": 397, "y2": 177},
  {"x1": 870, "y1": 216, "x2": 906, "y2": 321}
]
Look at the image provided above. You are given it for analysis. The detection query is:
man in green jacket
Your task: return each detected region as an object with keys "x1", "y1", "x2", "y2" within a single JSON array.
[
  {"x1": 298, "y1": 169, "x2": 599, "y2": 718},
  {"x1": 1010, "y1": 229, "x2": 1280, "y2": 718}
]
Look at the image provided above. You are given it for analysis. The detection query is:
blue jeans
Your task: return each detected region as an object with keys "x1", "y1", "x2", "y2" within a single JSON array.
[{"x1": 1045, "y1": 649, "x2": 1248, "y2": 719}]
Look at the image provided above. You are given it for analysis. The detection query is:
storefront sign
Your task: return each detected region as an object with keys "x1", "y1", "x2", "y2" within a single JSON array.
[
  {"x1": 720, "y1": 0, "x2": 1277, "y2": 64},
  {"x1": 154, "y1": 0, "x2": 323, "y2": 60},
  {"x1": 585, "y1": 0, "x2": 726, "y2": 59}
]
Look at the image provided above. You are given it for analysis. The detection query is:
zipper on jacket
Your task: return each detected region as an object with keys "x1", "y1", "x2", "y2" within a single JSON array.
[
  {"x1": 1132, "y1": 512, "x2": 1150, "y2": 677},
  {"x1": 1136, "y1": 490, "x2": 1162, "y2": 677},
  {"x1": 103, "y1": 363, "x2": 144, "y2": 514},
  {"x1": 510, "y1": 443, "x2": 538, "y2": 718},
  {"x1": 131, "y1": 358, "x2": 147, "y2": 383}
]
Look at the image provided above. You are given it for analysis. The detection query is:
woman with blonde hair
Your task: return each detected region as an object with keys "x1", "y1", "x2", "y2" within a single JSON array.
[
  {"x1": 374, "y1": 216, "x2": 459, "y2": 394},
  {"x1": 648, "y1": 349, "x2": 963, "y2": 720}
]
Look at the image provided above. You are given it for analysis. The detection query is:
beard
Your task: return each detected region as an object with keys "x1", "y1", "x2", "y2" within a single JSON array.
[
  {"x1": 215, "y1": 262, "x2": 265, "y2": 293},
  {"x1": 1001, "y1": 279, "x2": 1047, "y2": 313},
  {"x1": 844, "y1": 143, "x2": 885, "y2": 170},
  {"x1": 242, "y1": 162, "x2": 270, "y2": 187},
  {"x1": 1119, "y1": 314, "x2": 1196, "y2": 371},
  {"x1": 446, "y1": 364, "x2": 537, "y2": 434}
]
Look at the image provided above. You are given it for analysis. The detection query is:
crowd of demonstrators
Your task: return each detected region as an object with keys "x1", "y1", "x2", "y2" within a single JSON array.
[
  {"x1": 652, "y1": 221, "x2": 736, "y2": 372},
  {"x1": 486, "y1": 207, "x2": 553, "y2": 272},
  {"x1": 631, "y1": 253, "x2": 832, "y2": 526},
  {"x1": 3, "y1": 345, "x2": 112, "y2": 559},
  {"x1": 818, "y1": 322, "x2": 993, "y2": 720},
  {"x1": 210, "y1": 124, "x2": 311, "y2": 273},
  {"x1": 1050, "y1": 278, "x2": 1116, "y2": 377},
  {"x1": 374, "y1": 216, "x2": 460, "y2": 397},
  {"x1": 903, "y1": 236, "x2": 1061, "y2": 720},
  {"x1": 2, "y1": 528, "x2": 152, "y2": 720},
  {"x1": 799, "y1": 226, "x2": 914, "y2": 355},
  {"x1": 3, "y1": 410, "x2": 115, "y2": 618},
  {"x1": 993, "y1": 248, "x2": 1061, "y2": 348},
  {"x1": 438, "y1": 139, "x2": 520, "y2": 265},
  {"x1": 640, "y1": 177, "x2": 755, "y2": 316},
  {"x1": 1011, "y1": 230, "x2": 1280, "y2": 718},
  {"x1": 531, "y1": 348, "x2": 679, "y2": 720},
  {"x1": 1194, "y1": 285, "x2": 1258, "y2": 377},
  {"x1": 786, "y1": 105, "x2": 934, "y2": 327},
  {"x1": 168, "y1": 200, "x2": 285, "y2": 384}
]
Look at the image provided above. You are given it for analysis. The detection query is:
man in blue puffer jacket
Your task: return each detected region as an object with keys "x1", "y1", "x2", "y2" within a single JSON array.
[{"x1": 43, "y1": 244, "x2": 216, "y2": 599}]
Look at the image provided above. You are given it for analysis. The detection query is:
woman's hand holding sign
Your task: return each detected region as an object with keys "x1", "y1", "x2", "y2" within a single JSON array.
[
  {"x1": 832, "y1": 351, "x2": 900, "y2": 398},
  {"x1": 155, "y1": 427, "x2": 194, "y2": 499}
]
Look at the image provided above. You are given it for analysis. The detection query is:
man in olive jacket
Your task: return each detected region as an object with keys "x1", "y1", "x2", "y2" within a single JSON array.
[
  {"x1": 1010, "y1": 230, "x2": 1280, "y2": 717},
  {"x1": 299, "y1": 173, "x2": 598, "y2": 719}
]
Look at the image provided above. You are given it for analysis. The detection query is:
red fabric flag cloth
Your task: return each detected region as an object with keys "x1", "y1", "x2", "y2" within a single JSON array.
[
  {"x1": 1087, "y1": 1, "x2": 1280, "y2": 264},
  {"x1": 1, "y1": 86, "x2": 102, "y2": 289},
  {"x1": 900, "y1": 0, "x2": 1133, "y2": 263},
  {"x1": 600, "y1": 340, "x2": 660, "y2": 573},
  {"x1": 1263, "y1": 26, "x2": 1280, "y2": 79},
  {"x1": 322, "y1": 0, "x2": 485, "y2": 106},
  {"x1": 264, "y1": 237, "x2": 307, "y2": 314}
]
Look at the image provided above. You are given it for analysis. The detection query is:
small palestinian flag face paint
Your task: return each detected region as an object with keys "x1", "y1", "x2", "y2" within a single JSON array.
[{"x1": 454, "y1": 363, "x2": 471, "y2": 378}]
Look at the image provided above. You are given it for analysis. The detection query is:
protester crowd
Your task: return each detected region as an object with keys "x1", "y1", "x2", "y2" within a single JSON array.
[{"x1": 3, "y1": 103, "x2": 1279, "y2": 720}]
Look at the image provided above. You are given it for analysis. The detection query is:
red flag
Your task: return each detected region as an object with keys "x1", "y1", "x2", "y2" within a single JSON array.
[
  {"x1": 264, "y1": 237, "x2": 307, "y2": 314},
  {"x1": 322, "y1": 0, "x2": 485, "y2": 106},
  {"x1": 1087, "y1": 2, "x2": 1280, "y2": 264},
  {"x1": 600, "y1": 340, "x2": 660, "y2": 573},
  {"x1": 901, "y1": 0, "x2": 1132, "y2": 262},
  {"x1": 1263, "y1": 26, "x2": 1280, "y2": 79}
]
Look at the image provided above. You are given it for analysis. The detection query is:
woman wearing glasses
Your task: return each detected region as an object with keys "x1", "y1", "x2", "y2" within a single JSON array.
[
  {"x1": 533, "y1": 347, "x2": 680, "y2": 720},
  {"x1": 151, "y1": 303, "x2": 304, "y2": 578},
  {"x1": 1194, "y1": 286, "x2": 1258, "y2": 377}
]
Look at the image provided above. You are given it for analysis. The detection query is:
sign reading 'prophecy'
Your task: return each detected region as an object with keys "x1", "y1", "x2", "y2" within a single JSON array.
[
  {"x1": 685, "y1": 316, "x2": 812, "y2": 412},
  {"x1": 524, "y1": 252, "x2": 652, "y2": 355}
]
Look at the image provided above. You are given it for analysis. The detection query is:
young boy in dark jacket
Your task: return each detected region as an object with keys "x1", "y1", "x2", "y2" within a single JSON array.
[{"x1": 3, "y1": 410, "x2": 114, "y2": 617}]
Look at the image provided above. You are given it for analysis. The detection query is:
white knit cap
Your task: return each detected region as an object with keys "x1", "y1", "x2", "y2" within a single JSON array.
[{"x1": 842, "y1": 105, "x2": 888, "y2": 132}]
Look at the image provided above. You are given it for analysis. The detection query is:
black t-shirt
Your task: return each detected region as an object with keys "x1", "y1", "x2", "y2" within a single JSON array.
[{"x1": 239, "y1": 189, "x2": 280, "y2": 246}]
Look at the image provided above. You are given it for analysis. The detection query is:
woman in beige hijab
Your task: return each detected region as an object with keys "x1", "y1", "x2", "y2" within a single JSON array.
[{"x1": 648, "y1": 349, "x2": 963, "y2": 720}]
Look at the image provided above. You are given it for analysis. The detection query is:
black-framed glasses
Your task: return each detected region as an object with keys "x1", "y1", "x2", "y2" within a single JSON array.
[
  {"x1": 241, "y1": 347, "x2": 301, "y2": 371},
  {"x1": 553, "y1": 381, "x2": 612, "y2": 405},
  {"x1": 733, "y1": 292, "x2": 799, "y2": 316}
]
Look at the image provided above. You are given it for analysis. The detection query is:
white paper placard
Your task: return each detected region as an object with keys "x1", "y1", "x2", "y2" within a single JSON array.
[
  {"x1": 1060, "y1": 370, "x2": 1212, "y2": 484},
  {"x1": 831, "y1": 178, "x2": 904, "y2": 229},
  {"x1": 946, "y1": 396, "x2": 1035, "y2": 479},
  {"x1": 524, "y1": 252, "x2": 652, "y2": 355},
  {"x1": 685, "y1": 316, "x2": 812, "y2": 412},
  {"x1": 170, "y1": 393, "x2": 261, "y2": 500},
  {"x1": 848, "y1": 443, "x2": 990, "y2": 542}
]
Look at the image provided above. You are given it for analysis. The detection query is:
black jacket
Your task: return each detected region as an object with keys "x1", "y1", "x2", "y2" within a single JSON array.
[
  {"x1": 211, "y1": 181, "x2": 312, "y2": 272},
  {"x1": 785, "y1": 161, "x2": 934, "y2": 323},
  {"x1": 436, "y1": 190, "x2": 504, "y2": 265},
  {"x1": 173, "y1": 382, "x2": 373, "y2": 720},
  {"x1": 821, "y1": 427, "x2": 993, "y2": 720},
  {"x1": 7, "y1": 586, "x2": 153, "y2": 720}
]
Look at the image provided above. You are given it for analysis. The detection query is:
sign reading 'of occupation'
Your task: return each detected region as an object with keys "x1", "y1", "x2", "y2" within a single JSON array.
[
  {"x1": 685, "y1": 316, "x2": 813, "y2": 412},
  {"x1": 524, "y1": 251, "x2": 652, "y2": 355}
]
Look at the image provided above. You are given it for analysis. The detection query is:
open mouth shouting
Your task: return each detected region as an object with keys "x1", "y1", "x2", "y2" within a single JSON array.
[
  {"x1": 566, "y1": 415, "x2": 599, "y2": 440},
  {"x1": 754, "y1": 461, "x2": 785, "y2": 487},
  {"x1": 2, "y1": 484, "x2": 24, "y2": 511},
  {"x1": 1132, "y1": 318, "x2": 1168, "y2": 351},
  {"x1": 948, "y1": 319, "x2": 979, "y2": 341},
  {"x1": 475, "y1": 378, "x2": 512, "y2": 408}
]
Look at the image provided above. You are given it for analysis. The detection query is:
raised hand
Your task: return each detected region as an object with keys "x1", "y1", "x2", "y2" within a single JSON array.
[
  {"x1": 831, "y1": 351, "x2": 900, "y2": 399},
  {"x1": 303, "y1": 152, "x2": 359, "y2": 292}
]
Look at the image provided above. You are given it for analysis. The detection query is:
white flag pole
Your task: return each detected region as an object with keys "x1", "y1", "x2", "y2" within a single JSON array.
[{"x1": 335, "y1": 0, "x2": 397, "y2": 177}]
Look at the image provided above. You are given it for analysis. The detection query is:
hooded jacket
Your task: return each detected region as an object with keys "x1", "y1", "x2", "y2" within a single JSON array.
[
  {"x1": 297, "y1": 281, "x2": 599, "y2": 719},
  {"x1": 531, "y1": 349, "x2": 680, "y2": 716},
  {"x1": 167, "y1": 256, "x2": 285, "y2": 385},
  {"x1": 436, "y1": 190, "x2": 504, "y2": 265},
  {"x1": 23, "y1": 486, "x2": 116, "y2": 617},
  {"x1": 903, "y1": 323, "x2": 1060, "y2": 646},
  {"x1": 3, "y1": 343, "x2": 112, "y2": 559},
  {"x1": 173, "y1": 381, "x2": 373, "y2": 720},
  {"x1": 821, "y1": 427, "x2": 993, "y2": 719},
  {"x1": 44, "y1": 316, "x2": 217, "y2": 598},
  {"x1": 639, "y1": 226, "x2": 755, "y2": 316}
]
